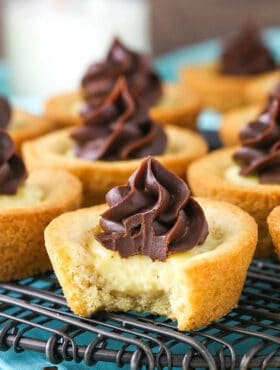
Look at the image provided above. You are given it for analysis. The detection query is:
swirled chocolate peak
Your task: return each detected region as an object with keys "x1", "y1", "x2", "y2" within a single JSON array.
[
  {"x1": 220, "y1": 23, "x2": 277, "y2": 75},
  {"x1": 81, "y1": 38, "x2": 162, "y2": 106},
  {"x1": 0, "y1": 96, "x2": 11, "y2": 130},
  {"x1": 0, "y1": 131, "x2": 27, "y2": 194},
  {"x1": 233, "y1": 98, "x2": 280, "y2": 183},
  {"x1": 95, "y1": 157, "x2": 209, "y2": 261},
  {"x1": 71, "y1": 78, "x2": 167, "y2": 161}
]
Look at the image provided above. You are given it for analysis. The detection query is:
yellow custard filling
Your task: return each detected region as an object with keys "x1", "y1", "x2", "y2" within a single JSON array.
[
  {"x1": 89, "y1": 228, "x2": 222, "y2": 295},
  {"x1": 0, "y1": 183, "x2": 45, "y2": 209},
  {"x1": 224, "y1": 165, "x2": 259, "y2": 186},
  {"x1": 224, "y1": 165, "x2": 280, "y2": 186}
]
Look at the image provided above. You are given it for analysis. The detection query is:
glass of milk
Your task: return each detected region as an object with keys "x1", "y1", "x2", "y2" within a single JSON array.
[{"x1": 3, "y1": 0, "x2": 151, "y2": 97}]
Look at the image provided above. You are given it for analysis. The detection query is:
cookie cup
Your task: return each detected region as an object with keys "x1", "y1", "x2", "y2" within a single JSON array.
[
  {"x1": 22, "y1": 125, "x2": 208, "y2": 206},
  {"x1": 44, "y1": 83, "x2": 201, "y2": 130},
  {"x1": 182, "y1": 62, "x2": 278, "y2": 112},
  {"x1": 245, "y1": 70, "x2": 280, "y2": 105},
  {"x1": 187, "y1": 147, "x2": 280, "y2": 256},
  {"x1": 219, "y1": 103, "x2": 261, "y2": 146},
  {"x1": 10, "y1": 108, "x2": 55, "y2": 153},
  {"x1": 267, "y1": 206, "x2": 280, "y2": 259},
  {"x1": 44, "y1": 199, "x2": 257, "y2": 331},
  {"x1": 0, "y1": 169, "x2": 82, "y2": 281},
  {"x1": 149, "y1": 83, "x2": 201, "y2": 129}
]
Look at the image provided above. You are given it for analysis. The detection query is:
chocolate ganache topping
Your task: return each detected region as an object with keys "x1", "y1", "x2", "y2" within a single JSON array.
[
  {"x1": 71, "y1": 78, "x2": 167, "y2": 161},
  {"x1": 0, "y1": 131, "x2": 27, "y2": 194},
  {"x1": 233, "y1": 98, "x2": 280, "y2": 183},
  {"x1": 0, "y1": 96, "x2": 11, "y2": 130},
  {"x1": 81, "y1": 38, "x2": 162, "y2": 106},
  {"x1": 95, "y1": 157, "x2": 209, "y2": 261},
  {"x1": 220, "y1": 24, "x2": 277, "y2": 76}
]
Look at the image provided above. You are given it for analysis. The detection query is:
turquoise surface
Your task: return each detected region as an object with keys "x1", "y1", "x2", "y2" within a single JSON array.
[{"x1": 0, "y1": 28, "x2": 280, "y2": 369}]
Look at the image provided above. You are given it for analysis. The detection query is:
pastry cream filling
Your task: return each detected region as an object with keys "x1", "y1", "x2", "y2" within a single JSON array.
[
  {"x1": 0, "y1": 183, "x2": 45, "y2": 209},
  {"x1": 224, "y1": 165, "x2": 259, "y2": 186},
  {"x1": 225, "y1": 165, "x2": 280, "y2": 185},
  {"x1": 89, "y1": 229, "x2": 221, "y2": 296}
]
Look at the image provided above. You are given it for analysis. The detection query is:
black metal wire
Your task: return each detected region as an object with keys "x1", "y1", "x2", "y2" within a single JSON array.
[{"x1": 0, "y1": 259, "x2": 279, "y2": 369}]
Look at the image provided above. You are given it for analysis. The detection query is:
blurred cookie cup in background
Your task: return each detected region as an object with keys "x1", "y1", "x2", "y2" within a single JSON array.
[
  {"x1": 0, "y1": 95, "x2": 54, "y2": 154},
  {"x1": 24, "y1": 78, "x2": 207, "y2": 206},
  {"x1": 45, "y1": 38, "x2": 201, "y2": 130},
  {"x1": 188, "y1": 98, "x2": 280, "y2": 257},
  {"x1": 0, "y1": 131, "x2": 82, "y2": 281},
  {"x1": 220, "y1": 82, "x2": 280, "y2": 146},
  {"x1": 182, "y1": 24, "x2": 279, "y2": 112}
]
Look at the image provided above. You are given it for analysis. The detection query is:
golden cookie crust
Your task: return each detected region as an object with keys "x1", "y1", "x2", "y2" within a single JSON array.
[
  {"x1": 150, "y1": 83, "x2": 201, "y2": 129},
  {"x1": 182, "y1": 62, "x2": 278, "y2": 112},
  {"x1": 245, "y1": 70, "x2": 280, "y2": 105},
  {"x1": 44, "y1": 91, "x2": 81, "y2": 127},
  {"x1": 22, "y1": 125, "x2": 208, "y2": 206},
  {"x1": 44, "y1": 83, "x2": 201, "y2": 130},
  {"x1": 267, "y1": 206, "x2": 280, "y2": 259},
  {"x1": 187, "y1": 147, "x2": 280, "y2": 256},
  {"x1": 219, "y1": 103, "x2": 261, "y2": 146},
  {"x1": 10, "y1": 109, "x2": 55, "y2": 154},
  {"x1": 0, "y1": 169, "x2": 82, "y2": 281},
  {"x1": 45, "y1": 198, "x2": 257, "y2": 331}
]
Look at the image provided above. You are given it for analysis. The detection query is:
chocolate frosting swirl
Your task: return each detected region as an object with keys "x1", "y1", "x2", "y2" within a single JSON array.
[
  {"x1": 0, "y1": 96, "x2": 11, "y2": 130},
  {"x1": 220, "y1": 24, "x2": 277, "y2": 76},
  {"x1": 72, "y1": 78, "x2": 167, "y2": 161},
  {"x1": 233, "y1": 98, "x2": 280, "y2": 183},
  {"x1": 95, "y1": 157, "x2": 209, "y2": 261},
  {"x1": 81, "y1": 38, "x2": 162, "y2": 106},
  {"x1": 0, "y1": 131, "x2": 27, "y2": 194}
]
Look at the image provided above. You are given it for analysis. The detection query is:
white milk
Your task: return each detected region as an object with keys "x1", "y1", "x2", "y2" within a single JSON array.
[{"x1": 3, "y1": 0, "x2": 151, "y2": 97}]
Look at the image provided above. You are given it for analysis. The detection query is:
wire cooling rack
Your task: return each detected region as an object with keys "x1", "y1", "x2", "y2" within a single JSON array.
[{"x1": 0, "y1": 259, "x2": 279, "y2": 369}]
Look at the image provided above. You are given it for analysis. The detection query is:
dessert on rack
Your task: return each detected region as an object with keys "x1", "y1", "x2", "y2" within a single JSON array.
[
  {"x1": 0, "y1": 130, "x2": 82, "y2": 281},
  {"x1": 24, "y1": 78, "x2": 207, "y2": 206},
  {"x1": 45, "y1": 38, "x2": 201, "y2": 130},
  {"x1": 45, "y1": 157, "x2": 257, "y2": 330}
]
